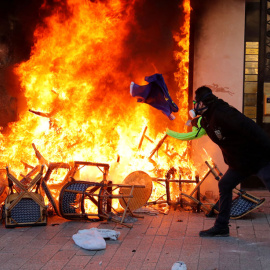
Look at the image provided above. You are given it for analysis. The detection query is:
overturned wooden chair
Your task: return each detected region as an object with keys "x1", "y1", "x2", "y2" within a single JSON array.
[
  {"x1": 58, "y1": 161, "x2": 145, "y2": 228},
  {"x1": 5, "y1": 165, "x2": 47, "y2": 228},
  {"x1": 205, "y1": 161, "x2": 265, "y2": 219}
]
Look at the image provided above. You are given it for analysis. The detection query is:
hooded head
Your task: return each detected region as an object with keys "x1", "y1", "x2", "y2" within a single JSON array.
[
  {"x1": 189, "y1": 86, "x2": 217, "y2": 118},
  {"x1": 195, "y1": 86, "x2": 216, "y2": 106}
]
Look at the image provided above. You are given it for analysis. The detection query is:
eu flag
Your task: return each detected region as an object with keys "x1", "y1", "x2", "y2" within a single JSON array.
[{"x1": 130, "y1": 73, "x2": 178, "y2": 120}]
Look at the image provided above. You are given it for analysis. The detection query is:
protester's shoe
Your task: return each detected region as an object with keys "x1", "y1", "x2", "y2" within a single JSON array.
[{"x1": 199, "y1": 226, "x2": 229, "y2": 237}]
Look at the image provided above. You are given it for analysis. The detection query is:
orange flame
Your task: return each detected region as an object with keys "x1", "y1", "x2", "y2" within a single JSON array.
[
  {"x1": 174, "y1": 0, "x2": 190, "y2": 125},
  {"x1": 0, "y1": 0, "x2": 195, "y2": 207}
]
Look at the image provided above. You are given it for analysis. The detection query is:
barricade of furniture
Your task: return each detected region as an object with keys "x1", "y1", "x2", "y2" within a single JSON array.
[{"x1": 1, "y1": 158, "x2": 266, "y2": 228}]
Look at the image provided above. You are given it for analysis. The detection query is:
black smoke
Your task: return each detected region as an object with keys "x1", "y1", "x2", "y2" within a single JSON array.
[{"x1": 121, "y1": 0, "x2": 184, "y2": 90}]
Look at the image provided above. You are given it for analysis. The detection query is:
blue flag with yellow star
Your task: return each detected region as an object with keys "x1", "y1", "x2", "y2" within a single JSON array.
[{"x1": 130, "y1": 73, "x2": 179, "y2": 120}]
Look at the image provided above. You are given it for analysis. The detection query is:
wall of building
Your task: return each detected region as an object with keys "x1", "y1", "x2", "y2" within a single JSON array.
[{"x1": 191, "y1": 0, "x2": 246, "y2": 197}]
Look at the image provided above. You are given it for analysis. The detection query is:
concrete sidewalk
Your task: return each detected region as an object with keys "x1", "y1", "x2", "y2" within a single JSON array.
[{"x1": 0, "y1": 191, "x2": 269, "y2": 270}]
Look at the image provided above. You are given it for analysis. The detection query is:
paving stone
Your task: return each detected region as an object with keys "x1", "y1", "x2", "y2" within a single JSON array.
[
  {"x1": 61, "y1": 239, "x2": 81, "y2": 251},
  {"x1": 0, "y1": 251, "x2": 15, "y2": 260},
  {"x1": 199, "y1": 248, "x2": 219, "y2": 259},
  {"x1": 219, "y1": 262, "x2": 241, "y2": 270},
  {"x1": 255, "y1": 230, "x2": 270, "y2": 239},
  {"x1": 143, "y1": 235, "x2": 166, "y2": 264},
  {"x1": 156, "y1": 211, "x2": 174, "y2": 236},
  {"x1": 201, "y1": 237, "x2": 222, "y2": 248},
  {"x1": 65, "y1": 254, "x2": 91, "y2": 266},
  {"x1": 155, "y1": 262, "x2": 177, "y2": 270},
  {"x1": 51, "y1": 249, "x2": 76, "y2": 261},
  {"x1": 145, "y1": 215, "x2": 164, "y2": 235},
  {"x1": 161, "y1": 238, "x2": 182, "y2": 255},
  {"x1": 41, "y1": 259, "x2": 68, "y2": 270},
  {"x1": 184, "y1": 262, "x2": 198, "y2": 270},
  {"x1": 183, "y1": 236, "x2": 202, "y2": 246},
  {"x1": 0, "y1": 257, "x2": 28, "y2": 270},
  {"x1": 84, "y1": 249, "x2": 115, "y2": 270},
  {"x1": 33, "y1": 232, "x2": 58, "y2": 240},
  {"x1": 259, "y1": 257, "x2": 270, "y2": 270},
  {"x1": 198, "y1": 257, "x2": 219, "y2": 270},
  {"x1": 106, "y1": 256, "x2": 132, "y2": 269},
  {"x1": 26, "y1": 253, "x2": 56, "y2": 264},
  {"x1": 179, "y1": 244, "x2": 201, "y2": 264},
  {"x1": 237, "y1": 226, "x2": 255, "y2": 234},
  {"x1": 84, "y1": 260, "x2": 106, "y2": 270},
  {"x1": 257, "y1": 242, "x2": 270, "y2": 257},
  {"x1": 76, "y1": 248, "x2": 97, "y2": 256},
  {"x1": 20, "y1": 262, "x2": 46, "y2": 270},
  {"x1": 25, "y1": 244, "x2": 63, "y2": 264},
  {"x1": 139, "y1": 262, "x2": 157, "y2": 270},
  {"x1": 124, "y1": 236, "x2": 154, "y2": 268},
  {"x1": 239, "y1": 258, "x2": 262, "y2": 270},
  {"x1": 219, "y1": 252, "x2": 240, "y2": 262},
  {"x1": 252, "y1": 223, "x2": 270, "y2": 231},
  {"x1": 236, "y1": 219, "x2": 253, "y2": 226},
  {"x1": 185, "y1": 228, "x2": 201, "y2": 237},
  {"x1": 47, "y1": 236, "x2": 70, "y2": 245},
  {"x1": 11, "y1": 248, "x2": 39, "y2": 259},
  {"x1": 24, "y1": 238, "x2": 49, "y2": 249},
  {"x1": 167, "y1": 229, "x2": 186, "y2": 239}
]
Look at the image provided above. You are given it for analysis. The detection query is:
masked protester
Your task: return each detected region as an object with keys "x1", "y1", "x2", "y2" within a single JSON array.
[{"x1": 167, "y1": 86, "x2": 270, "y2": 237}]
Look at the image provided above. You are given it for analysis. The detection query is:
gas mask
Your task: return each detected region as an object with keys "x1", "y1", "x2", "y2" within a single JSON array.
[
  {"x1": 189, "y1": 108, "x2": 197, "y2": 119},
  {"x1": 189, "y1": 100, "x2": 208, "y2": 118}
]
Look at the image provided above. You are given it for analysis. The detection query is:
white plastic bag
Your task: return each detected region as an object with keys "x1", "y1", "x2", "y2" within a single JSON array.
[
  {"x1": 72, "y1": 228, "x2": 121, "y2": 250},
  {"x1": 79, "y1": 228, "x2": 120, "y2": 240},
  {"x1": 72, "y1": 229, "x2": 106, "y2": 250}
]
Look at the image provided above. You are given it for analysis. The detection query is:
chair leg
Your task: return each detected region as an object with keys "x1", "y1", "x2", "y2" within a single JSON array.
[{"x1": 121, "y1": 186, "x2": 134, "y2": 224}]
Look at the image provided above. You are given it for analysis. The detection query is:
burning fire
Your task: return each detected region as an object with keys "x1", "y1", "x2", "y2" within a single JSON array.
[{"x1": 0, "y1": 0, "x2": 197, "y2": 209}]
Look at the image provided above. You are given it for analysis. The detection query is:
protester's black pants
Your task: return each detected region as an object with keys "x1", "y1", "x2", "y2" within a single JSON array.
[{"x1": 215, "y1": 163, "x2": 270, "y2": 228}]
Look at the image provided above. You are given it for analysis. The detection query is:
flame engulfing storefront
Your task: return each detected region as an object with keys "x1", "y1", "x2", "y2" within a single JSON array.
[{"x1": 0, "y1": 0, "x2": 197, "y2": 196}]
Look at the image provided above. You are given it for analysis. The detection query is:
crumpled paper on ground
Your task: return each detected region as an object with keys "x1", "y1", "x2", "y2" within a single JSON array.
[{"x1": 72, "y1": 228, "x2": 121, "y2": 250}]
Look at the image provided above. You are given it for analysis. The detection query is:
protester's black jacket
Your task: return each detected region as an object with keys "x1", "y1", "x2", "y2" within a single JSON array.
[{"x1": 201, "y1": 98, "x2": 270, "y2": 174}]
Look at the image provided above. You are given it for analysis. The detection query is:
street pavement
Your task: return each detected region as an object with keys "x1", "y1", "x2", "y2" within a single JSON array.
[{"x1": 0, "y1": 191, "x2": 269, "y2": 270}]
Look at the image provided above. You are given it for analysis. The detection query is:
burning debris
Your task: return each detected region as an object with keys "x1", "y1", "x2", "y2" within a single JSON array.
[
  {"x1": 0, "y1": 124, "x2": 203, "y2": 228},
  {"x1": 0, "y1": 0, "x2": 198, "y2": 228},
  {"x1": 0, "y1": 138, "x2": 266, "y2": 229},
  {"x1": 0, "y1": 0, "x2": 212, "y2": 228},
  {"x1": 0, "y1": 0, "x2": 191, "y2": 177}
]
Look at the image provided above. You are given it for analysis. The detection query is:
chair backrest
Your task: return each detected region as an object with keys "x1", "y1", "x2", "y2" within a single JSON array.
[
  {"x1": 5, "y1": 165, "x2": 47, "y2": 228},
  {"x1": 59, "y1": 180, "x2": 104, "y2": 219}
]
